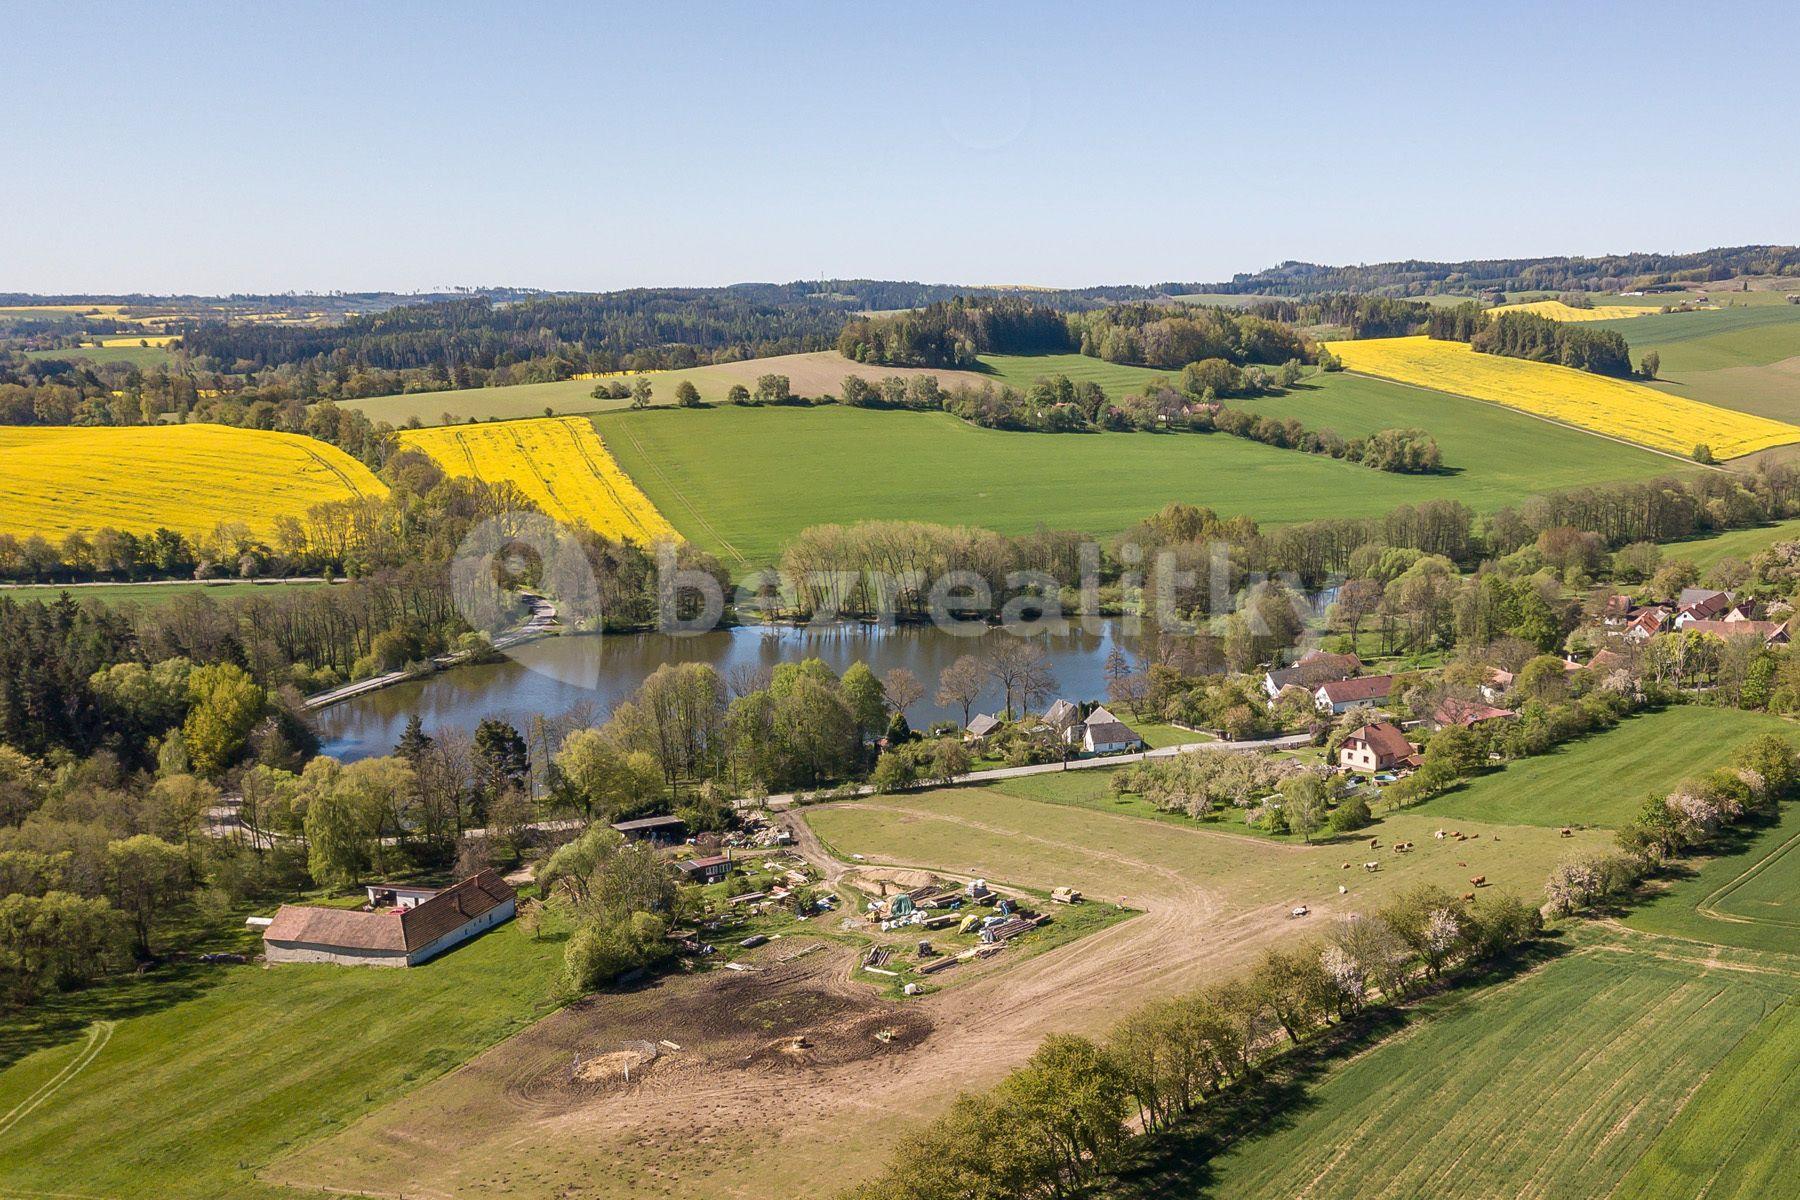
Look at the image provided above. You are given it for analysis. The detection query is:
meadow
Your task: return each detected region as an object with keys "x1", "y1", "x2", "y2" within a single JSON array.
[
  {"x1": 1659, "y1": 517, "x2": 1800, "y2": 570},
  {"x1": 398, "y1": 416, "x2": 675, "y2": 543},
  {"x1": 24, "y1": 342, "x2": 177, "y2": 368},
  {"x1": 1327, "y1": 335, "x2": 1800, "y2": 459},
  {"x1": 1623, "y1": 801, "x2": 1800, "y2": 956},
  {"x1": 1410, "y1": 707, "x2": 1797, "y2": 829},
  {"x1": 596, "y1": 370, "x2": 1677, "y2": 566},
  {"x1": 1161, "y1": 942, "x2": 1798, "y2": 1200},
  {"x1": 0, "y1": 424, "x2": 385, "y2": 540},
  {"x1": 1593, "y1": 302, "x2": 1800, "y2": 421},
  {"x1": 0, "y1": 920, "x2": 564, "y2": 1199}
]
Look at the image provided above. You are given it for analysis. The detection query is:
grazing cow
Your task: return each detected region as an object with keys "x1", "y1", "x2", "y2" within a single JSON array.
[
  {"x1": 1469, "y1": 875, "x2": 1487, "y2": 886},
  {"x1": 1338, "y1": 885, "x2": 1348, "y2": 895},
  {"x1": 1369, "y1": 838, "x2": 1380, "y2": 849},
  {"x1": 1560, "y1": 827, "x2": 1574, "y2": 838},
  {"x1": 1461, "y1": 892, "x2": 1476, "y2": 902},
  {"x1": 1364, "y1": 861, "x2": 1380, "y2": 871},
  {"x1": 1434, "y1": 830, "x2": 1447, "y2": 840}
]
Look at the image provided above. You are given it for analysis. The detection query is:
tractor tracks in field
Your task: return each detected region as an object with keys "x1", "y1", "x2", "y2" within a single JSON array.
[
  {"x1": 0, "y1": 1021, "x2": 114, "y2": 1143},
  {"x1": 609, "y1": 419, "x2": 747, "y2": 564}
]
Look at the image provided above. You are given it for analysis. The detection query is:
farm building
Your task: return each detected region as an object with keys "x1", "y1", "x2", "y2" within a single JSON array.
[
  {"x1": 1262, "y1": 650, "x2": 1363, "y2": 699},
  {"x1": 1314, "y1": 674, "x2": 1396, "y2": 714},
  {"x1": 1338, "y1": 722, "x2": 1418, "y2": 773},
  {"x1": 611, "y1": 814, "x2": 688, "y2": 845},
  {"x1": 363, "y1": 882, "x2": 439, "y2": 910},
  {"x1": 1073, "y1": 705, "x2": 1142, "y2": 754},
  {"x1": 262, "y1": 871, "x2": 516, "y2": 967},
  {"x1": 676, "y1": 854, "x2": 731, "y2": 885}
]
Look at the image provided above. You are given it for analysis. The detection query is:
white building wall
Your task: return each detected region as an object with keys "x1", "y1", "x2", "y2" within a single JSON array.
[
  {"x1": 405, "y1": 898, "x2": 517, "y2": 966},
  {"x1": 263, "y1": 941, "x2": 411, "y2": 967}
]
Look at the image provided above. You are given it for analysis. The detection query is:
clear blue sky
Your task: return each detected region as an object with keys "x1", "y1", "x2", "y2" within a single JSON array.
[{"x1": 4, "y1": 1, "x2": 1796, "y2": 294}]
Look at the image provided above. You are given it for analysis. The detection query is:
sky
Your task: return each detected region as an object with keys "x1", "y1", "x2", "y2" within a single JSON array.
[{"x1": 4, "y1": 0, "x2": 1798, "y2": 295}]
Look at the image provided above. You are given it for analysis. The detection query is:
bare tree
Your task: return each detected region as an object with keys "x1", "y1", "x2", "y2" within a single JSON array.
[
  {"x1": 936, "y1": 655, "x2": 985, "y2": 726},
  {"x1": 983, "y1": 639, "x2": 1057, "y2": 720},
  {"x1": 882, "y1": 667, "x2": 924, "y2": 716}
]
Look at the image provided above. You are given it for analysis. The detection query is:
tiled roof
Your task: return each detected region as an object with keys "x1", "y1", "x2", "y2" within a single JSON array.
[
  {"x1": 1318, "y1": 675, "x2": 1395, "y2": 703},
  {"x1": 263, "y1": 870, "x2": 514, "y2": 955},
  {"x1": 1344, "y1": 721, "x2": 1413, "y2": 761}
]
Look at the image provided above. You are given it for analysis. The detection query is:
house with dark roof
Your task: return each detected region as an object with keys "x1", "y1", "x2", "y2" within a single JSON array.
[
  {"x1": 1043, "y1": 699, "x2": 1082, "y2": 736},
  {"x1": 676, "y1": 854, "x2": 731, "y2": 885},
  {"x1": 1675, "y1": 588, "x2": 1734, "y2": 624},
  {"x1": 262, "y1": 871, "x2": 516, "y2": 967},
  {"x1": 1262, "y1": 651, "x2": 1364, "y2": 700},
  {"x1": 1314, "y1": 674, "x2": 1397, "y2": 714},
  {"x1": 1338, "y1": 722, "x2": 1418, "y2": 773}
]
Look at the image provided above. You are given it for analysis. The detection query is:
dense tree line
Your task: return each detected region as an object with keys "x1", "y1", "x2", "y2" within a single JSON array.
[
  {"x1": 836, "y1": 297, "x2": 1074, "y2": 367},
  {"x1": 1246, "y1": 294, "x2": 1435, "y2": 338},
  {"x1": 1426, "y1": 307, "x2": 1634, "y2": 377},
  {"x1": 1179, "y1": 245, "x2": 1800, "y2": 299},
  {"x1": 1069, "y1": 302, "x2": 1315, "y2": 369}
]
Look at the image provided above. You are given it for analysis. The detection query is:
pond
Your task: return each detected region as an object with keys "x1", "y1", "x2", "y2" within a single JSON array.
[{"x1": 315, "y1": 619, "x2": 1159, "y2": 762}]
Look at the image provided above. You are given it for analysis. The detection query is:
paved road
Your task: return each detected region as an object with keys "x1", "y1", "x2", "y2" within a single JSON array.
[{"x1": 761, "y1": 732, "x2": 1312, "y2": 810}]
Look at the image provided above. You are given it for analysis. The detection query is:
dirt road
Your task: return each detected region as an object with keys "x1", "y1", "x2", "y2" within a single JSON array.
[{"x1": 278, "y1": 794, "x2": 1302, "y2": 1200}]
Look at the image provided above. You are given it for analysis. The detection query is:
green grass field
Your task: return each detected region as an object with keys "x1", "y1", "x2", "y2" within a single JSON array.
[
  {"x1": 0, "y1": 923, "x2": 563, "y2": 1199},
  {"x1": 1623, "y1": 801, "x2": 1800, "y2": 956},
  {"x1": 597, "y1": 369, "x2": 1677, "y2": 566},
  {"x1": 1610, "y1": 999, "x2": 1800, "y2": 1200},
  {"x1": 1657, "y1": 518, "x2": 1800, "y2": 570},
  {"x1": 1169, "y1": 944, "x2": 1798, "y2": 1200},
  {"x1": 24, "y1": 342, "x2": 177, "y2": 368},
  {"x1": 1593, "y1": 303, "x2": 1800, "y2": 421},
  {"x1": 0, "y1": 579, "x2": 330, "y2": 608},
  {"x1": 1412, "y1": 707, "x2": 1798, "y2": 829}
]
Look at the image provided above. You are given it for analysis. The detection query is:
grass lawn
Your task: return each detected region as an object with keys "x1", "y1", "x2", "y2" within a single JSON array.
[
  {"x1": 1657, "y1": 517, "x2": 1800, "y2": 571},
  {"x1": 0, "y1": 922, "x2": 564, "y2": 1199},
  {"x1": 1134, "y1": 721, "x2": 1211, "y2": 748},
  {"x1": 596, "y1": 379, "x2": 1676, "y2": 566},
  {"x1": 0, "y1": 579, "x2": 330, "y2": 608},
  {"x1": 1410, "y1": 707, "x2": 1797, "y2": 829},
  {"x1": 1622, "y1": 800, "x2": 1800, "y2": 956},
  {"x1": 806, "y1": 778, "x2": 1609, "y2": 919},
  {"x1": 1145, "y1": 942, "x2": 1798, "y2": 1200}
]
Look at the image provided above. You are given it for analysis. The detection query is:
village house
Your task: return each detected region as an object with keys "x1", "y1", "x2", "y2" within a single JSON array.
[
  {"x1": 1043, "y1": 699, "x2": 1082, "y2": 738},
  {"x1": 1338, "y1": 722, "x2": 1419, "y2": 773},
  {"x1": 1073, "y1": 705, "x2": 1143, "y2": 754},
  {"x1": 1315, "y1": 674, "x2": 1396, "y2": 714},
  {"x1": 610, "y1": 814, "x2": 688, "y2": 845},
  {"x1": 1433, "y1": 697, "x2": 1518, "y2": 729},
  {"x1": 1674, "y1": 587, "x2": 1735, "y2": 625},
  {"x1": 262, "y1": 871, "x2": 517, "y2": 967},
  {"x1": 1622, "y1": 608, "x2": 1673, "y2": 643},
  {"x1": 1678, "y1": 618, "x2": 1791, "y2": 647},
  {"x1": 1261, "y1": 650, "x2": 1364, "y2": 700},
  {"x1": 676, "y1": 854, "x2": 732, "y2": 886},
  {"x1": 964, "y1": 713, "x2": 1002, "y2": 745}
]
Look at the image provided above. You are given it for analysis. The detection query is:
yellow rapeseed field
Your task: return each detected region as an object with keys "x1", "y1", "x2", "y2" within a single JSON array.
[
  {"x1": 399, "y1": 416, "x2": 677, "y2": 543},
  {"x1": 1488, "y1": 300, "x2": 1669, "y2": 322},
  {"x1": 97, "y1": 335, "x2": 178, "y2": 348},
  {"x1": 1325, "y1": 336, "x2": 1800, "y2": 459},
  {"x1": 0, "y1": 424, "x2": 386, "y2": 540}
]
